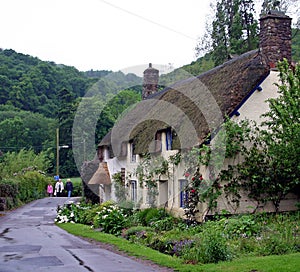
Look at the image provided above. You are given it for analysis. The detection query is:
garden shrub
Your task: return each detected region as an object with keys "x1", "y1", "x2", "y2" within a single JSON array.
[
  {"x1": 223, "y1": 215, "x2": 260, "y2": 238},
  {"x1": 135, "y1": 207, "x2": 170, "y2": 226},
  {"x1": 0, "y1": 179, "x2": 18, "y2": 198},
  {"x1": 122, "y1": 226, "x2": 153, "y2": 240},
  {"x1": 92, "y1": 202, "x2": 127, "y2": 235},
  {"x1": 79, "y1": 204, "x2": 103, "y2": 225},
  {"x1": 151, "y1": 216, "x2": 181, "y2": 231},
  {"x1": 148, "y1": 229, "x2": 195, "y2": 256},
  {"x1": 18, "y1": 171, "x2": 49, "y2": 202},
  {"x1": 0, "y1": 172, "x2": 50, "y2": 209},
  {"x1": 197, "y1": 225, "x2": 232, "y2": 263},
  {"x1": 149, "y1": 236, "x2": 175, "y2": 255},
  {"x1": 71, "y1": 181, "x2": 83, "y2": 197}
]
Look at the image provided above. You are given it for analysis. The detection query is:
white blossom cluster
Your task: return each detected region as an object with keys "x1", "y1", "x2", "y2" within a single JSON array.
[{"x1": 54, "y1": 209, "x2": 75, "y2": 224}]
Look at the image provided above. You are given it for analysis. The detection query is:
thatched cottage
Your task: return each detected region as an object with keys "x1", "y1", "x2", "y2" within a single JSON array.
[{"x1": 87, "y1": 11, "x2": 298, "y2": 218}]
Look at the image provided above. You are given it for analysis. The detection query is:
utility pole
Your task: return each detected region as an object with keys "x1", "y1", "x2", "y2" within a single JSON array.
[
  {"x1": 56, "y1": 128, "x2": 59, "y2": 176},
  {"x1": 56, "y1": 128, "x2": 69, "y2": 177}
]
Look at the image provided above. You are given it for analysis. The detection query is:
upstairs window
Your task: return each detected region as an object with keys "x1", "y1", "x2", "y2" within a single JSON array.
[
  {"x1": 166, "y1": 128, "x2": 172, "y2": 151},
  {"x1": 154, "y1": 131, "x2": 162, "y2": 152},
  {"x1": 130, "y1": 141, "x2": 136, "y2": 163}
]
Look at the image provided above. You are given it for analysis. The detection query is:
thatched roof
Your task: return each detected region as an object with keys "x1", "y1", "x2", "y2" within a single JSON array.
[
  {"x1": 88, "y1": 162, "x2": 111, "y2": 185},
  {"x1": 99, "y1": 50, "x2": 269, "y2": 155}
]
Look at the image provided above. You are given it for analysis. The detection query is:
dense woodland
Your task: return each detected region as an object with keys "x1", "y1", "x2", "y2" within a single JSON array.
[{"x1": 0, "y1": 0, "x2": 299, "y2": 178}]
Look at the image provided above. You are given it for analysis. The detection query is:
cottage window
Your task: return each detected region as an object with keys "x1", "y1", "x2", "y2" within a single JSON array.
[
  {"x1": 130, "y1": 142, "x2": 136, "y2": 162},
  {"x1": 154, "y1": 131, "x2": 162, "y2": 152},
  {"x1": 166, "y1": 128, "x2": 172, "y2": 150},
  {"x1": 130, "y1": 180, "x2": 137, "y2": 202},
  {"x1": 179, "y1": 179, "x2": 188, "y2": 208}
]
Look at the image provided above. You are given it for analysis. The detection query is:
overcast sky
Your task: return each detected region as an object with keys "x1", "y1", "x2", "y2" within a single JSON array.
[{"x1": 0, "y1": 0, "x2": 213, "y2": 74}]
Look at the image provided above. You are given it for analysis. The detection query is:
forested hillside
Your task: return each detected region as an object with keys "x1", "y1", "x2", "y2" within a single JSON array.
[
  {"x1": 0, "y1": 49, "x2": 111, "y2": 118},
  {"x1": 0, "y1": 49, "x2": 142, "y2": 177}
]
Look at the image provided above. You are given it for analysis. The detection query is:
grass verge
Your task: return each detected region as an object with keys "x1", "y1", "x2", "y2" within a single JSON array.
[{"x1": 58, "y1": 223, "x2": 300, "y2": 272}]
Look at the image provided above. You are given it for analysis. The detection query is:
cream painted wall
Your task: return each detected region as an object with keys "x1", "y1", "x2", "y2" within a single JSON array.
[{"x1": 231, "y1": 71, "x2": 280, "y2": 124}]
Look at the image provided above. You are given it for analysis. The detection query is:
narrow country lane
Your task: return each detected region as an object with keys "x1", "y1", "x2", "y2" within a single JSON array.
[{"x1": 0, "y1": 197, "x2": 172, "y2": 272}]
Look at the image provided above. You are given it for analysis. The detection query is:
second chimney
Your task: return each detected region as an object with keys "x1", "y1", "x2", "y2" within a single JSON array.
[
  {"x1": 142, "y1": 63, "x2": 159, "y2": 100},
  {"x1": 259, "y1": 11, "x2": 292, "y2": 68}
]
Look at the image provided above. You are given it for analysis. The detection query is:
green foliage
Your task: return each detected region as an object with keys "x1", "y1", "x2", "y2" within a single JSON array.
[
  {"x1": 205, "y1": 0, "x2": 259, "y2": 65},
  {"x1": 0, "y1": 149, "x2": 51, "y2": 179},
  {"x1": 92, "y1": 202, "x2": 128, "y2": 235},
  {"x1": 0, "y1": 49, "x2": 97, "y2": 117},
  {"x1": 181, "y1": 52, "x2": 215, "y2": 76},
  {"x1": 0, "y1": 107, "x2": 56, "y2": 153},
  {"x1": 223, "y1": 215, "x2": 260, "y2": 238},
  {"x1": 122, "y1": 226, "x2": 153, "y2": 241},
  {"x1": 292, "y1": 29, "x2": 300, "y2": 63},
  {"x1": 132, "y1": 207, "x2": 170, "y2": 227},
  {"x1": 195, "y1": 226, "x2": 232, "y2": 264},
  {"x1": 55, "y1": 199, "x2": 300, "y2": 265},
  {"x1": 135, "y1": 155, "x2": 170, "y2": 207},
  {"x1": 0, "y1": 171, "x2": 51, "y2": 209},
  {"x1": 17, "y1": 171, "x2": 50, "y2": 201},
  {"x1": 112, "y1": 172, "x2": 127, "y2": 203},
  {"x1": 215, "y1": 60, "x2": 300, "y2": 211},
  {"x1": 0, "y1": 149, "x2": 53, "y2": 209}
]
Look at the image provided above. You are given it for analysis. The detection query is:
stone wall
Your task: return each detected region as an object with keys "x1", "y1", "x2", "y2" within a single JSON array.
[{"x1": 259, "y1": 11, "x2": 292, "y2": 67}]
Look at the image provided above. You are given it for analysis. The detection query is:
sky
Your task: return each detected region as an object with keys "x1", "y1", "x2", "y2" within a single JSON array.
[{"x1": 0, "y1": 0, "x2": 212, "y2": 75}]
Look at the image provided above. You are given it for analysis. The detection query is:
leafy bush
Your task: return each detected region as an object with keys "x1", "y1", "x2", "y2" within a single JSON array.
[
  {"x1": 187, "y1": 225, "x2": 232, "y2": 264},
  {"x1": 92, "y1": 202, "x2": 127, "y2": 235},
  {"x1": 122, "y1": 226, "x2": 153, "y2": 241},
  {"x1": 135, "y1": 208, "x2": 170, "y2": 226},
  {"x1": 0, "y1": 171, "x2": 50, "y2": 209},
  {"x1": 0, "y1": 149, "x2": 50, "y2": 179},
  {"x1": 223, "y1": 215, "x2": 261, "y2": 238},
  {"x1": 17, "y1": 171, "x2": 50, "y2": 202},
  {"x1": 151, "y1": 216, "x2": 181, "y2": 231}
]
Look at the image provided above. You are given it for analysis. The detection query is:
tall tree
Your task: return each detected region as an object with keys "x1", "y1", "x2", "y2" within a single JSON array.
[
  {"x1": 57, "y1": 88, "x2": 79, "y2": 177},
  {"x1": 196, "y1": 0, "x2": 259, "y2": 66}
]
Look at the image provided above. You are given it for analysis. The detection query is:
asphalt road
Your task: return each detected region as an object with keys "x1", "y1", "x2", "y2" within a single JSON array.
[{"x1": 0, "y1": 197, "x2": 172, "y2": 272}]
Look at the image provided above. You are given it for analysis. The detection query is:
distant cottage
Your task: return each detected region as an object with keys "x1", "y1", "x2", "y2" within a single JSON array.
[{"x1": 87, "y1": 11, "x2": 298, "y2": 219}]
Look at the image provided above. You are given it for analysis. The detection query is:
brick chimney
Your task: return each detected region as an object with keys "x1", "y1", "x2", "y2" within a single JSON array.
[
  {"x1": 259, "y1": 10, "x2": 292, "y2": 68},
  {"x1": 142, "y1": 63, "x2": 159, "y2": 100}
]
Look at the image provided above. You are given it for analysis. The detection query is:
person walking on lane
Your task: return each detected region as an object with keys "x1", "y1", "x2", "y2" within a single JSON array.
[
  {"x1": 55, "y1": 179, "x2": 64, "y2": 197},
  {"x1": 47, "y1": 183, "x2": 53, "y2": 197},
  {"x1": 66, "y1": 178, "x2": 73, "y2": 197}
]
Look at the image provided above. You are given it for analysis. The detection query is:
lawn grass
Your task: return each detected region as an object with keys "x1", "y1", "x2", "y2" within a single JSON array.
[{"x1": 58, "y1": 223, "x2": 300, "y2": 272}]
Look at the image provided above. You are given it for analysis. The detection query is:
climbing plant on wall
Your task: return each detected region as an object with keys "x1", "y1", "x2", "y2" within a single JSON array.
[{"x1": 134, "y1": 154, "x2": 170, "y2": 207}]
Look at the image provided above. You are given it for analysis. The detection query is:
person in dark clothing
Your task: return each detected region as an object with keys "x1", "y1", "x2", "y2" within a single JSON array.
[{"x1": 66, "y1": 179, "x2": 73, "y2": 197}]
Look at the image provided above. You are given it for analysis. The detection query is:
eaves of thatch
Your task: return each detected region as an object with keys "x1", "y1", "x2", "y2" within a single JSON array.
[{"x1": 99, "y1": 50, "x2": 270, "y2": 155}]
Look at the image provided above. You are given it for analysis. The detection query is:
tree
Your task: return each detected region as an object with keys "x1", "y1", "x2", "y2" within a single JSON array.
[
  {"x1": 0, "y1": 109, "x2": 56, "y2": 154},
  {"x1": 261, "y1": 0, "x2": 300, "y2": 28},
  {"x1": 196, "y1": 0, "x2": 259, "y2": 66},
  {"x1": 57, "y1": 88, "x2": 79, "y2": 177}
]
